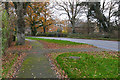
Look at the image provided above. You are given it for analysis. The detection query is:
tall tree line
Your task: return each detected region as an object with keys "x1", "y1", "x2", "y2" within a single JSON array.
[{"x1": 54, "y1": 0, "x2": 119, "y2": 33}]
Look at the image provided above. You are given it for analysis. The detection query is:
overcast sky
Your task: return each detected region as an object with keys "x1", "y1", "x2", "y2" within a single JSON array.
[
  {"x1": 49, "y1": 0, "x2": 118, "y2": 22},
  {"x1": 49, "y1": 0, "x2": 103, "y2": 21}
]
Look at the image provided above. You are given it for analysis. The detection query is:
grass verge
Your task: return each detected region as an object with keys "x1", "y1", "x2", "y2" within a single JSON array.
[
  {"x1": 49, "y1": 51, "x2": 118, "y2": 78},
  {"x1": 26, "y1": 37, "x2": 87, "y2": 45}
]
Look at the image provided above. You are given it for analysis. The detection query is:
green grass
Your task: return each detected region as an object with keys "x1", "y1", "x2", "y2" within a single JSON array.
[
  {"x1": 56, "y1": 52, "x2": 118, "y2": 78},
  {"x1": 26, "y1": 37, "x2": 87, "y2": 45}
]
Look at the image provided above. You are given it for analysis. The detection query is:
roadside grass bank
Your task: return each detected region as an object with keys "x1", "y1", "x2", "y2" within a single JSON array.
[
  {"x1": 47, "y1": 51, "x2": 118, "y2": 78},
  {"x1": 26, "y1": 37, "x2": 88, "y2": 45}
]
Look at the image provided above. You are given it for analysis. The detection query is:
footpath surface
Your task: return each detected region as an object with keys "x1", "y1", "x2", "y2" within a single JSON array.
[
  {"x1": 16, "y1": 39, "x2": 111, "y2": 78},
  {"x1": 16, "y1": 40, "x2": 57, "y2": 78}
]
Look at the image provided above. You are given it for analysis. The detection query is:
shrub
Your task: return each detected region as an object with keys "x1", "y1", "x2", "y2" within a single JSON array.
[
  {"x1": 36, "y1": 32, "x2": 68, "y2": 37},
  {"x1": 67, "y1": 32, "x2": 118, "y2": 40},
  {"x1": 2, "y1": 10, "x2": 11, "y2": 54}
]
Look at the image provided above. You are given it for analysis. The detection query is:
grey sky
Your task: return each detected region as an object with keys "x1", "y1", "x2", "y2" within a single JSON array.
[{"x1": 49, "y1": 0, "x2": 118, "y2": 22}]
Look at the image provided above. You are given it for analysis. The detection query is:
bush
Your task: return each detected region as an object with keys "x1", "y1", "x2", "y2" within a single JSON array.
[
  {"x1": 67, "y1": 32, "x2": 118, "y2": 40},
  {"x1": 2, "y1": 10, "x2": 11, "y2": 54},
  {"x1": 36, "y1": 32, "x2": 68, "y2": 37}
]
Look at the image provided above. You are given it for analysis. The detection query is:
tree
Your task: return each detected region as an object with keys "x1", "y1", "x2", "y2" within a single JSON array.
[
  {"x1": 39, "y1": 2, "x2": 54, "y2": 33},
  {"x1": 25, "y1": 2, "x2": 43, "y2": 36},
  {"x1": 112, "y1": 1, "x2": 120, "y2": 29},
  {"x1": 12, "y1": 2, "x2": 29, "y2": 45},
  {"x1": 54, "y1": 0, "x2": 82, "y2": 33},
  {"x1": 78, "y1": 2, "x2": 91, "y2": 34},
  {"x1": 2, "y1": 10, "x2": 11, "y2": 51},
  {"x1": 118, "y1": 1, "x2": 120, "y2": 25},
  {"x1": 88, "y1": 2, "x2": 110, "y2": 32},
  {"x1": 2, "y1": 2, "x2": 17, "y2": 48},
  {"x1": 26, "y1": 2, "x2": 54, "y2": 35},
  {"x1": 101, "y1": 0, "x2": 118, "y2": 31},
  {"x1": 16, "y1": 3, "x2": 25, "y2": 45},
  {"x1": 77, "y1": 1, "x2": 119, "y2": 33}
]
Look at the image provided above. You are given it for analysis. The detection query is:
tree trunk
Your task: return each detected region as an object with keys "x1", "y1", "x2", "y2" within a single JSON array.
[
  {"x1": 44, "y1": 5, "x2": 47, "y2": 34},
  {"x1": 31, "y1": 26, "x2": 37, "y2": 36},
  {"x1": 43, "y1": 26, "x2": 46, "y2": 33},
  {"x1": 87, "y1": 16, "x2": 90, "y2": 34},
  {"x1": 16, "y1": 2, "x2": 25, "y2": 45},
  {"x1": 72, "y1": 26, "x2": 75, "y2": 33},
  {"x1": 71, "y1": 21, "x2": 75, "y2": 33},
  {"x1": 31, "y1": 31, "x2": 36, "y2": 36}
]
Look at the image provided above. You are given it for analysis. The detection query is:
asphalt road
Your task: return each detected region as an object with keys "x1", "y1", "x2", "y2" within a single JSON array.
[{"x1": 29, "y1": 37, "x2": 119, "y2": 51}]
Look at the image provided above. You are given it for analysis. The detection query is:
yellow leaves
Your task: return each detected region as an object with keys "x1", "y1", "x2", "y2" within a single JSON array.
[
  {"x1": 41, "y1": 16, "x2": 45, "y2": 20},
  {"x1": 39, "y1": 16, "x2": 45, "y2": 22},
  {"x1": 35, "y1": 25, "x2": 38, "y2": 28},
  {"x1": 27, "y1": 5, "x2": 32, "y2": 9},
  {"x1": 13, "y1": 28, "x2": 16, "y2": 31},
  {"x1": 32, "y1": 13, "x2": 36, "y2": 16},
  {"x1": 25, "y1": 17, "x2": 32, "y2": 24},
  {"x1": 43, "y1": 22, "x2": 46, "y2": 25},
  {"x1": 25, "y1": 2, "x2": 54, "y2": 33},
  {"x1": 62, "y1": 27, "x2": 68, "y2": 33},
  {"x1": 34, "y1": 14, "x2": 38, "y2": 17},
  {"x1": 37, "y1": 27, "x2": 44, "y2": 32},
  {"x1": 31, "y1": 10, "x2": 34, "y2": 14}
]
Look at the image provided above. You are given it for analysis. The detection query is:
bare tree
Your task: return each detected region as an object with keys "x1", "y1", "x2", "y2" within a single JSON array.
[
  {"x1": 102, "y1": 0, "x2": 118, "y2": 29},
  {"x1": 79, "y1": 2, "x2": 91, "y2": 34},
  {"x1": 78, "y1": 1, "x2": 119, "y2": 33},
  {"x1": 54, "y1": 0, "x2": 82, "y2": 33},
  {"x1": 113, "y1": 1, "x2": 120, "y2": 28},
  {"x1": 78, "y1": 2, "x2": 117, "y2": 33},
  {"x1": 118, "y1": 1, "x2": 120, "y2": 34}
]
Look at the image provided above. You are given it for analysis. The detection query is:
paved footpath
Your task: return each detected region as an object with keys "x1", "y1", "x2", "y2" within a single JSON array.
[
  {"x1": 30, "y1": 37, "x2": 119, "y2": 51},
  {"x1": 16, "y1": 40, "x2": 57, "y2": 78},
  {"x1": 16, "y1": 40, "x2": 112, "y2": 78}
]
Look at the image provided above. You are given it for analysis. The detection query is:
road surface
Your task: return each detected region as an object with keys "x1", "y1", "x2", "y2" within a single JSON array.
[{"x1": 28, "y1": 37, "x2": 119, "y2": 51}]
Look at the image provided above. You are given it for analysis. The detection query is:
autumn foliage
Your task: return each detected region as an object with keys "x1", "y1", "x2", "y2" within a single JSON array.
[{"x1": 25, "y1": 2, "x2": 54, "y2": 36}]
